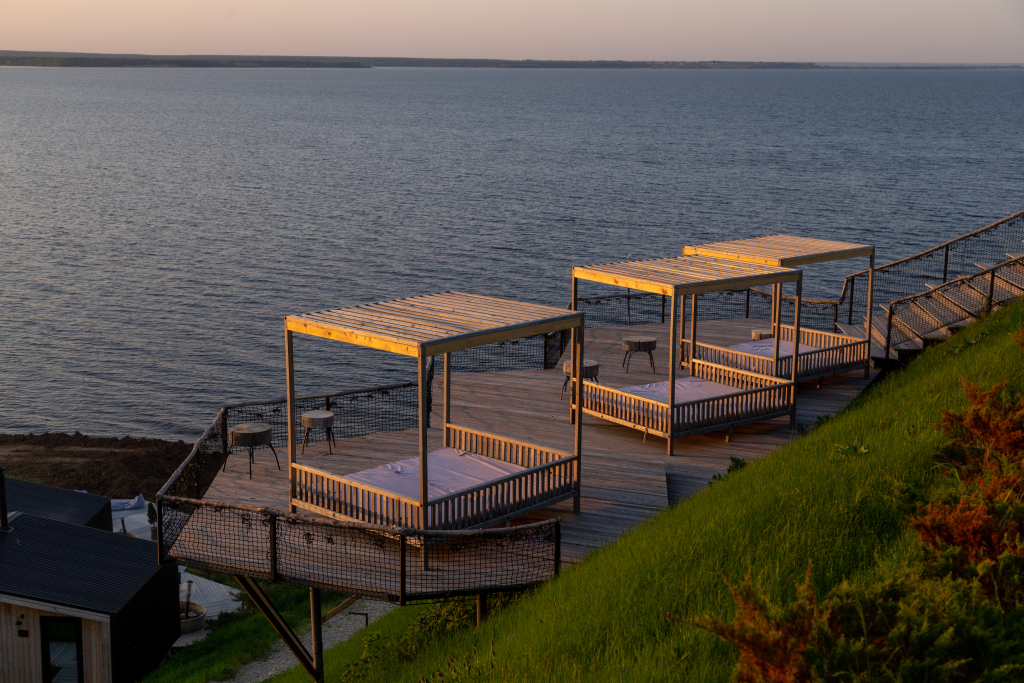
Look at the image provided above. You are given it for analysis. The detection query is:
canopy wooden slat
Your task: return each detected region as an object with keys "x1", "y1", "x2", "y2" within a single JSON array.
[
  {"x1": 682, "y1": 235, "x2": 874, "y2": 267},
  {"x1": 573, "y1": 255, "x2": 801, "y2": 296},
  {"x1": 284, "y1": 291, "x2": 586, "y2": 539},
  {"x1": 572, "y1": 255, "x2": 803, "y2": 456}
]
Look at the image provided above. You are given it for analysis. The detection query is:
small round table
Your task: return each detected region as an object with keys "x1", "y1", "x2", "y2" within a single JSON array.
[
  {"x1": 622, "y1": 336, "x2": 657, "y2": 373},
  {"x1": 301, "y1": 410, "x2": 336, "y2": 455},
  {"x1": 227, "y1": 422, "x2": 279, "y2": 479},
  {"x1": 561, "y1": 360, "x2": 599, "y2": 399}
]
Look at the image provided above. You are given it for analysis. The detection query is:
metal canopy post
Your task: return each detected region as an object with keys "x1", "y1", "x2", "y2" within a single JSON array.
[
  {"x1": 689, "y1": 292, "x2": 698, "y2": 370},
  {"x1": 772, "y1": 284, "x2": 782, "y2": 373},
  {"x1": 667, "y1": 289, "x2": 678, "y2": 457},
  {"x1": 418, "y1": 350, "x2": 429, "y2": 526},
  {"x1": 570, "y1": 276, "x2": 579, "y2": 426},
  {"x1": 443, "y1": 351, "x2": 452, "y2": 447},
  {"x1": 865, "y1": 252, "x2": 875, "y2": 376},
  {"x1": 285, "y1": 328, "x2": 297, "y2": 513},
  {"x1": 791, "y1": 274, "x2": 803, "y2": 429},
  {"x1": 573, "y1": 322, "x2": 584, "y2": 513}
]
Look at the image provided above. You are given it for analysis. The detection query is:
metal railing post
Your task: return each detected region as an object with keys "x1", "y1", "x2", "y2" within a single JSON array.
[
  {"x1": 221, "y1": 408, "x2": 229, "y2": 460},
  {"x1": 745, "y1": 289, "x2": 750, "y2": 319},
  {"x1": 399, "y1": 533, "x2": 407, "y2": 606},
  {"x1": 848, "y1": 278, "x2": 855, "y2": 325},
  {"x1": 554, "y1": 518, "x2": 561, "y2": 577},
  {"x1": 269, "y1": 515, "x2": 278, "y2": 582},
  {"x1": 942, "y1": 244, "x2": 950, "y2": 283},
  {"x1": 987, "y1": 269, "x2": 996, "y2": 314}
]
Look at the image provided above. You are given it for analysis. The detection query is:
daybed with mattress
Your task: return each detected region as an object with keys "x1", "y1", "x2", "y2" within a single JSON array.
[
  {"x1": 578, "y1": 357, "x2": 793, "y2": 442},
  {"x1": 682, "y1": 324, "x2": 869, "y2": 383}
]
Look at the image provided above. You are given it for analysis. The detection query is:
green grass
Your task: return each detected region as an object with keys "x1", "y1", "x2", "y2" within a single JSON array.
[
  {"x1": 313, "y1": 300, "x2": 1024, "y2": 682},
  {"x1": 141, "y1": 574, "x2": 349, "y2": 683},
  {"x1": 264, "y1": 604, "x2": 430, "y2": 683}
]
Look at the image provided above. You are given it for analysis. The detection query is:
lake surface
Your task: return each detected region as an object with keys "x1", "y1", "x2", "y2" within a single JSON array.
[{"x1": 1, "y1": 67, "x2": 1022, "y2": 440}]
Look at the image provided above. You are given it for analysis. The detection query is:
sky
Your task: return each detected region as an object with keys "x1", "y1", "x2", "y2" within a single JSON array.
[{"x1": 2, "y1": 0, "x2": 1023, "y2": 63}]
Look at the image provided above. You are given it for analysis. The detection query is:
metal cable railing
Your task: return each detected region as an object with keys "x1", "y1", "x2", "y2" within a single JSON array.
[{"x1": 838, "y1": 210, "x2": 1024, "y2": 331}]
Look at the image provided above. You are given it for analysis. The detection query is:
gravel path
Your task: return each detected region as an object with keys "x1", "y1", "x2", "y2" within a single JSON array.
[{"x1": 218, "y1": 599, "x2": 396, "y2": 683}]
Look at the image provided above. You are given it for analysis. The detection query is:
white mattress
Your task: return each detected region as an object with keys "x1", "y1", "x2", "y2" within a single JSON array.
[
  {"x1": 340, "y1": 447, "x2": 527, "y2": 502},
  {"x1": 620, "y1": 377, "x2": 739, "y2": 404},
  {"x1": 727, "y1": 339, "x2": 818, "y2": 359}
]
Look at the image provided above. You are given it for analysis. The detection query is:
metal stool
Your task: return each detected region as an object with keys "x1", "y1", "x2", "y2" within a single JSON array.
[
  {"x1": 561, "y1": 360, "x2": 599, "y2": 399},
  {"x1": 301, "y1": 410, "x2": 336, "y2": 455},
  {"x1": 622, "y1": 336, "x2": 657, "y2": 373},
  {"x1": 226, "y1": 422, "x2": 279, "y2": 479}
]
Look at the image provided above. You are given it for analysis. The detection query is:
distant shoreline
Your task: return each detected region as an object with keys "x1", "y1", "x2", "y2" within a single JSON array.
[{"x1": 2, "y1": 52, "x2": 1020, "y2": 69}]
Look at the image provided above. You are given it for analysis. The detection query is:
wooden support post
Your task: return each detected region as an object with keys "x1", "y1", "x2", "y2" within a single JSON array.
[
  {"x1": 310, "y1": 588, "x2": 324, "y2": 683},
  {"x1": 865, "y1": 252, "x2": 875, "y2": 377},
  {"x1": 285, "y1": 328, "x2": 297, "y2": 513},
  {"x1": 791, "y1": 275, "x2": 803, "y2": 430},
  {"x1": 476, "y1": 594, "x2": 488, "y2": 627},
  {"x1": 443, "y1": 352, "x2": 451, "y2": 447},
  {"x1": 234, "y1": 575, "x2": 320, "y2": 682},
  {"x1": 573, "y1": 324, "x2": 583, "y2": 514},
  {"x1": 418, "y1": 350, "x2": 429, "y2": 526},
  {"x1": 667, "y1": 289, "x2": 678, "y2": 457}
]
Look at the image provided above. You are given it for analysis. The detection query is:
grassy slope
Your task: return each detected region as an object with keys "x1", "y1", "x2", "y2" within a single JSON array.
[
  {"x1": 334, "y1": 300, "x2": 1024, "y2": 682},
  {"x1": 142, "y1": 579, "x2": 351, "y2": 683}
]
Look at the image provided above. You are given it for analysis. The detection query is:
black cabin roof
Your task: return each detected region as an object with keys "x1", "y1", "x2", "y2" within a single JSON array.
[
  {"x1": 5, "y1": 478, "x2": 111, "y2": 529},
  {"x1": 0, "y1": 513, "x2": 164, "y2": 616}
]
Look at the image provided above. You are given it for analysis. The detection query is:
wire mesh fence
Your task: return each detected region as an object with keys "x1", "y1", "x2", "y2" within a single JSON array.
[
  {"x1": 885, "y1": 255, "x2": 1024, "y2": 350},
  {"x1": 577, "y1": 288, "x2": 840, "y2": 332},
  {"x1": 440, "y1": 330, "x2": 571, "y2": 374}
]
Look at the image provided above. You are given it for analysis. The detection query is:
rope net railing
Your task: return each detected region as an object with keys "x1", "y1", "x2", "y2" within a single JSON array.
[
  {"x1": 158, "y1": 409, "x2": 561, "y2": 603},
  {"x1": 576, "y1": 289, "x2": 840, "y2": 332},
  {"x1": 885, "y1": 255, "x2": 1024, "y2": 350},
  {"x1": 838, "y1": 210, "x2": 1024, "y2": 329},
  {"x1": 158, "y1": 497, "x2": 559, "y2": 604}
]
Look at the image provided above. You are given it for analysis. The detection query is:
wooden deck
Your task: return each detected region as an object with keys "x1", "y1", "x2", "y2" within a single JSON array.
[{"x1": 207, "y1": 319, "x2": 878, "y2": 563}]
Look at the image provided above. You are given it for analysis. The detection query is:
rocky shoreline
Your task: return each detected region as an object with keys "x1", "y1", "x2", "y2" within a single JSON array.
[{"x1": 0, "y1": 432, "x2": 192, "y2": 499}]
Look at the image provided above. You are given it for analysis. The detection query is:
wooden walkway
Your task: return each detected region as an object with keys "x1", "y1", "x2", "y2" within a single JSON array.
[{"x1": 207, "y1": 319, "x2": 877, "y2": 563}]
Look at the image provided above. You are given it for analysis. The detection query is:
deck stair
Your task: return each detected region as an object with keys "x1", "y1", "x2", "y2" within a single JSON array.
[{"x1": 874, "y1": 253, "x2": 1024, "y2": 359}]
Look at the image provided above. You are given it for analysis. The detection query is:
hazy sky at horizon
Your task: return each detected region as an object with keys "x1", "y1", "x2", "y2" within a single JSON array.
[{"x1": 3, "y1": 0, "x2": 1023, "y2": 63}]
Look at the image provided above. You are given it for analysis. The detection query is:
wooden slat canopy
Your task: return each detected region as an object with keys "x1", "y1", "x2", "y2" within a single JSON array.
[
  {"x1": 285, "y1": 291, "x2": 584, "y2": 357},
  {"x1": 284, "y1": 291, "x2": 586, "y2": 523},
  {"x1": 571, "y1": 254, "x2": 803, "y2": 457},
  {"x1": 683, "y1": 235, "x2": 874, "y2": 267},
  {"x1": 572, "y1": 255, "x2": 800, "y2": 296}
]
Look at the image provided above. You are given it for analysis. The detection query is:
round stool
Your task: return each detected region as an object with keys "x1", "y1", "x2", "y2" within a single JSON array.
[
  {"x1": 301, "y1": 410, "x2": 336, "y2": 455},
  {"x1": 227, "y1": 422, "x2": 279, "y2": 479},
  {"x1": 561, "y1": 360, "x2": 599, "y2": 399},
  {"x1": 622, "y1": 336, "x2": 657, "y2": 373}
]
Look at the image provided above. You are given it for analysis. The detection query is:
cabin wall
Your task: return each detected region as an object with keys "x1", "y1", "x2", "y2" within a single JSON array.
[
  {"x1": 109, "y1": 563, "x2": 178, "y2": 683},
  {"x1": 0, "y1": 600, "x2": 111, "y2": 683}
]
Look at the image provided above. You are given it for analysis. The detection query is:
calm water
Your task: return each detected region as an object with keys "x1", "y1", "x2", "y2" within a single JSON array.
[{"x1": 1, "y1": 67, "x2": 1022, "y2": 440}]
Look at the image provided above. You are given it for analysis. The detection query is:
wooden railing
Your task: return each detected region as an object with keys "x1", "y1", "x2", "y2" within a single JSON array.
[
  {"x1": 578, "y1": 359, "x2": 793, "y2": 439},
  {"x1": 681, "y1": 325, "x2": 868, "y2": 382},
  {"x1": 290, "y1": 426, "x2": 578, "y2": 531}
]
